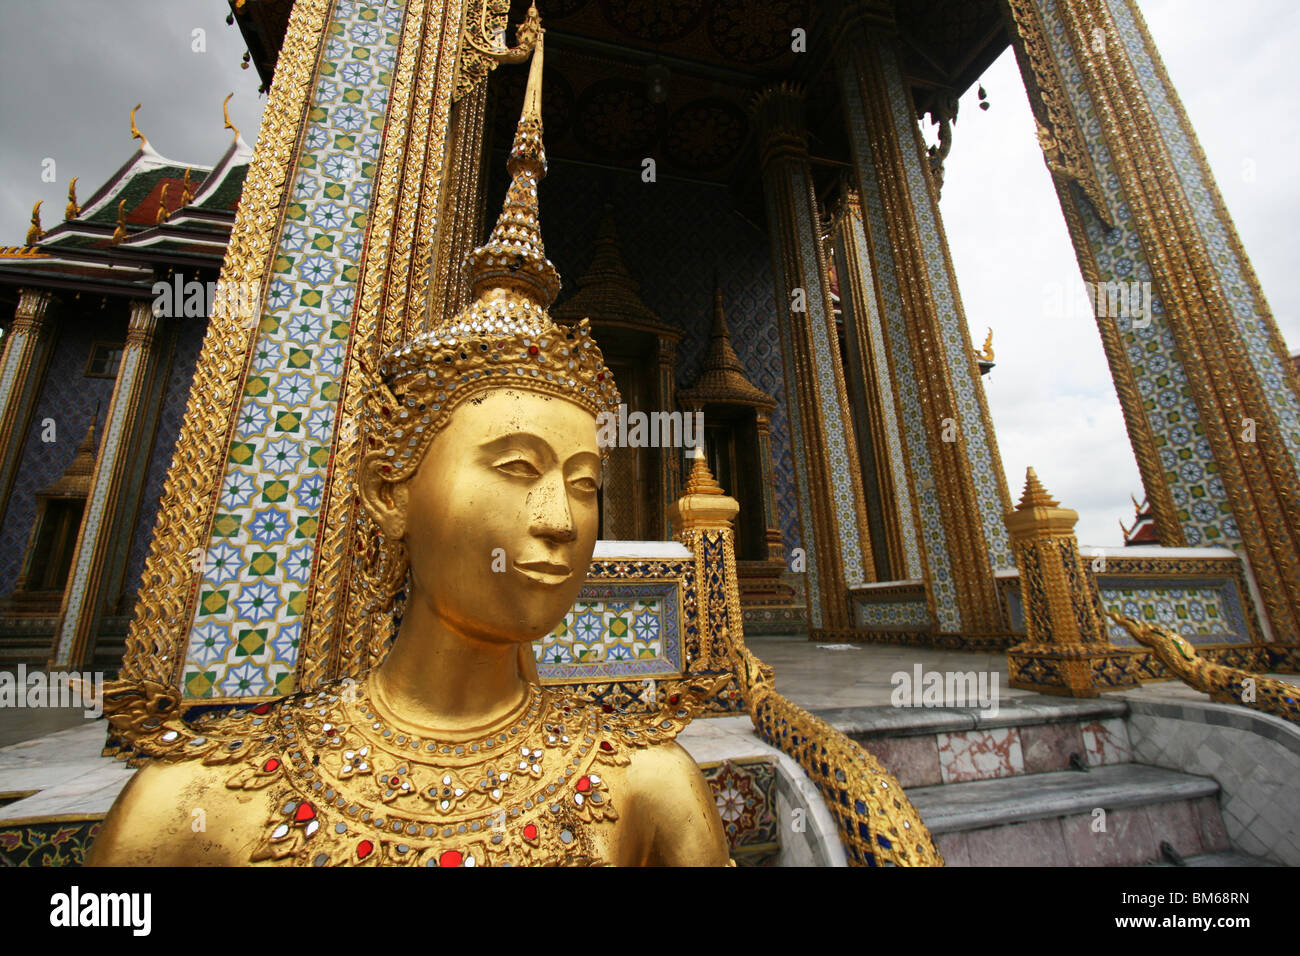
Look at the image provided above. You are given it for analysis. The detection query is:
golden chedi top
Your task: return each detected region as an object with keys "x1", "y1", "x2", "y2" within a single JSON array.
[{"x1": 362, "y1": 29, "x2": 619, "y2": 485}]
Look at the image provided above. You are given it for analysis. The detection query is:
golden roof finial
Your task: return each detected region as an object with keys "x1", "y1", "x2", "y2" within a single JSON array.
[
  {"x1": 977, "y1": 327, "x2": 994, "y2": 363},
  {"x1": 26, "y1": 201, "x2": 43, "y2": 245},
  {"x1": 684, "y1": 450, "x2": 725, "y2": 497},
  {"x1": 1016, "y1": 467, "x2": 1060, "y2": 510},
  {"x1": 129, "y1": 104, "x2": 148, "y2": 149},
  {"x1": 111, "y1": 199, "x2": 128, "y2": 244},
  {"x1": 65, "y1": 177, "x2": 81, "y2": 220},
  {"x1": 458, "y1": 25, "x2": 560, "y2": 312},
  {"x1": 180, "y1": 167, "x2": 195, "y2": 206},
  {"x1": 156, "y1": 184, "x2": 171, "y2": 225},
  {"x1": 223, "y1": 93, "x2": 241, "y2": 142}
]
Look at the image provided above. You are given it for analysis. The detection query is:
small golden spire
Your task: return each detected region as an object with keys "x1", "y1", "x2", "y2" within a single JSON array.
[
  {"x1": 457, "y1": 25, "x2": 560, "y2": 314},
  {"x1": 112, "y1": 199, "x2": 128, "y2": 244},
  {"x1": 156, "y1": 184, "x2": 171, "y2": 225},
  {"x1": 1016, "y1": 467, "x2": 1060, "y2": 510},
  {"x1": 65, "y1": 177, "x2": 81, "y2": 220},
  {"x1": 684, "y1": 451, "x2": 725, "y2": 497},
  {"x1": 977, "y1": 327, "x2": 994, "y2": 363},
  {"x1": 25, "y1": 201, "x2": 43, "y2": 245},
  {"x1": 223, "y1": 93, "x2": 240, "y2": 141},
  {"x1": 129, "y1": 104, "x2": 148, "y2": 149},
  {"x1": 180, "y1": 167, "x2": 195, "y2": 205}
]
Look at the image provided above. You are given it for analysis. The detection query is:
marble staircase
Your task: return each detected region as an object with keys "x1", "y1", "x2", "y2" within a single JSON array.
[{"x1": 816, "y1": 695, "x2": 1274, "y2": 867}]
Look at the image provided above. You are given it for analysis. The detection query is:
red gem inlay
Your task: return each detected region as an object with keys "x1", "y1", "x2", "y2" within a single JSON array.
[
  {"x1": 522, "y1": 824, "x2": 538, "y2": 841},
  {"x1": 668, "y1": 694, "x2": 680, "y2": 705},
  {"x1": 528, "y1": 345, "x2": 539, "y2": 355},
  {"x1": 252, "y1": 703, "x2": 271, "y2": 715},
  {"x1": 357, "y1": 840, "x2": 374, "y2": 860},
  {"x1": 576, "y1": 776, "x2": 591, "y2": 793},
  {"x1": 262, "y1": 758, "x2": 280, "y2": 772},
  {"x1": 439, "y1": 849, "x2": 463, "y2": 868},
  {"x1": 294, "y1": 802, "x2": 316, "y2": 823},
  {"x1": 599, "y1": 741, "x2": 613, "y2": 752}
]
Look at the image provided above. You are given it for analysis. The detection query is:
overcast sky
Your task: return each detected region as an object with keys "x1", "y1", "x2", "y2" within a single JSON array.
[{"x1": 1, "y1": 0, "x2": 1295, "y2": 550}]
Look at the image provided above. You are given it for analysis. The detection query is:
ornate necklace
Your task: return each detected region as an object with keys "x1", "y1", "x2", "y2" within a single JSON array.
[{"x1": 227, "y1": 679, "x2": 683, "y2": 866}]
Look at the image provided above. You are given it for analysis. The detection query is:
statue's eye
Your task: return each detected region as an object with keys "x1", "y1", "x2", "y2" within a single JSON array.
[
  {"x1": 495, "y1": 458, "x2": 540, "y2": 479},
  {"x1": 569, "y1": 476, "x2": 598, "y2": 495}
]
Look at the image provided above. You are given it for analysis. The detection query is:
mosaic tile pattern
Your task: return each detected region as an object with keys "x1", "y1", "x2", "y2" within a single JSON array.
[
  {"x1": 535, "y1": 580, "x2": 683, "y2": 682},
  {"x1": 181, "y1": 0, "x2": 406, "y2": 698},
  {"x1": 838, "y1": 56, "x2": 959, "y2": 630},
  {"x1": 763, "y1": 181, "x2": 825, "y2": 627},
  {"x1": 1101, "y1": 578, "x2": 1253, "y2": 645},
  {"x1": 1107, "y1": 0, "x2": 1300, "y2": 470},
  {"x1": 0, "y1": 318, "x2": 118, "y2": 595},
  {"x1": 879, "y1": 43, "x2": 1014, "y2": 573},
  {"x1": 851, "y1": 598, "x2": 929, "y2": 630},
  {"x1": 699, "y1": 758, "x2": 780, "y2": 867},
  {"x1": 841, "y1": 211, "x2": 922, "y2": 580},
  {"x1": 1035, "y1": 0, "x2": 1236, "y2": 546},
  {"x1": 0, "y1": 817, "x2": 101, "y2": 867},
  {"x1": 790, "y1": 165, "x2": 867, "y2": 589}
]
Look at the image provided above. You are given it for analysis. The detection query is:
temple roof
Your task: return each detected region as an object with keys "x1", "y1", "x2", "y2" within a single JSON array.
[
  {"x1": 551, "y1": 204, "x2": 681, "y2": 341},
  {"x1": 678, "y1": 285, "x2": 775, "y2": 410},
  {"x1": 0, "y1": 130, "x2": 252, "y2": 298}
]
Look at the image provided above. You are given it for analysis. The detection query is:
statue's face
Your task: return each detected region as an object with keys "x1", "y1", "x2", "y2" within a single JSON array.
[{"x1": 401, "y1": 387, "x2": 600, "y2": 645}]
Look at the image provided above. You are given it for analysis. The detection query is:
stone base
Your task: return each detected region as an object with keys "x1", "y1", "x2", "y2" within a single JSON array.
[
  {"x1": 1008, "y1": 642, "x2": 1142, "y2": 697},
  {"x1": 810, "y1": 627, "x2": 1019, "y2": 652}
]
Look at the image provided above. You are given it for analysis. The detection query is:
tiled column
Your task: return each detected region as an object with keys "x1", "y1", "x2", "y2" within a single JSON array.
[
  {"x1": 752, "y1": 84, "x2": 875, "y2": 633},
  {"x1": 51, "y1": 300, "x2": 160, "y2": 668},
  {"x1": 0, "y1": 289, "x2": 59, "y2": 524},
  {"x1": 1005, "y1": 0, "x2": 1300, "y2": 642},
  {"x1": 754, "y1": 409, "x2": 786, "y2": 563},
  {"x1": 830, "y1": 189, "x2": 922, "y2": 583},
  {"x1": 831, "y1": 2, "x2": 1014, "y2": 637}
]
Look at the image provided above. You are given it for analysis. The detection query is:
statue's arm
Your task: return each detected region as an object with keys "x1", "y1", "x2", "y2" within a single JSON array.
[
  {"x1": 624, "y1": 742, "x2": 730, "y2": 867},
  {"x1": 87, "y1": 761, "x2": 223, "y2": 866}
]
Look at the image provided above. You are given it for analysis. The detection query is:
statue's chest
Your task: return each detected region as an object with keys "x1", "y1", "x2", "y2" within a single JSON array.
[{"x1": 230, "y1": 689, "x2": 620, "y2": 866}]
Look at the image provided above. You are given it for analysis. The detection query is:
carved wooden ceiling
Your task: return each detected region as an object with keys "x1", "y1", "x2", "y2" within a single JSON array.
[{"x1": 233, "y1": 0, "x2": 1008, "y2": 200}]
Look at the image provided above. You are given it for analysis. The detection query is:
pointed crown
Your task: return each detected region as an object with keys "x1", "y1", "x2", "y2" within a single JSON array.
[{"x1": 363, "y1": 30, "x2": 620, "y2": 481}]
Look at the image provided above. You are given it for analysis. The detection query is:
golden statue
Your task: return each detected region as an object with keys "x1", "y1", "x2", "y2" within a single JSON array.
[{"x1": 89, "y1": 30, "x2": 730, "y2": 868}]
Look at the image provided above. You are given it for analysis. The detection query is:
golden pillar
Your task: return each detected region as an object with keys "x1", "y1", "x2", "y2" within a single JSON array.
[
  {"x1": 1005, "y1": 0, "x2": 1300, "y2": 642},
  {"x1": 427, "y1": 77, "x2": 490, "y2": 334},
  {"x1": 0, "y1": 289, "x2": 59, "y2": 523},
  {"x1": 830, "y1": 1, "x2": 1014, "y2": 638},
  {"x1": 657, "y1": 335, "x2": 681, "y2": 537},
  {"x1": 751, "y1": 83, "x2": 874, "y2": 634},
  {"x1": 51, "y1": 299, "x2": 160, "y2": 669},
  {"x1": 1006, "y1": 469, "x2": 1138, "y2": 697}
]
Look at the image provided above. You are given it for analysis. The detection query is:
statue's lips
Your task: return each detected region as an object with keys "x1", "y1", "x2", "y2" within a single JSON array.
[{"x1": 513, "y1": 560, "x2": 572, "y2": 586}]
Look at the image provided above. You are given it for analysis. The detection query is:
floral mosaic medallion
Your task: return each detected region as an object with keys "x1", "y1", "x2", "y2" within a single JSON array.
[{"x1": 699, "y1": 759, "x2": 779, "y2": 867}]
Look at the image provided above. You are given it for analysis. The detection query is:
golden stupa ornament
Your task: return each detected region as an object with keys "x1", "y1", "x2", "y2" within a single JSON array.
[{"x1": 91, "y1": 27, "x2": 727, "y2": 868}]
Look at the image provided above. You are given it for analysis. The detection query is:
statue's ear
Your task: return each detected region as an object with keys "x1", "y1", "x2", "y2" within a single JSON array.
[{"x1": 358, "y1": 452, "x2": 409, "y2": 541}]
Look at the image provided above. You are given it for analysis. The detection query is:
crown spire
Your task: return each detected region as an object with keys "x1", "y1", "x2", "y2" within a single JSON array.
[{"x1": 458, "y1": 22, "x2": 560, "y2": 315}]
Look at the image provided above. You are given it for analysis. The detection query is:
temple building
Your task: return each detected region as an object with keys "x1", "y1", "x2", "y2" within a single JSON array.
[
  {"x1": 1, "y1": 0, "x2": 1297, "y2": 697},
  {"x1": 0, "y1": 120, "x2": 251, "y2": 668},
  {"x1": 1, "y1": 0, "x2": 1298, "y2": 872}
]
